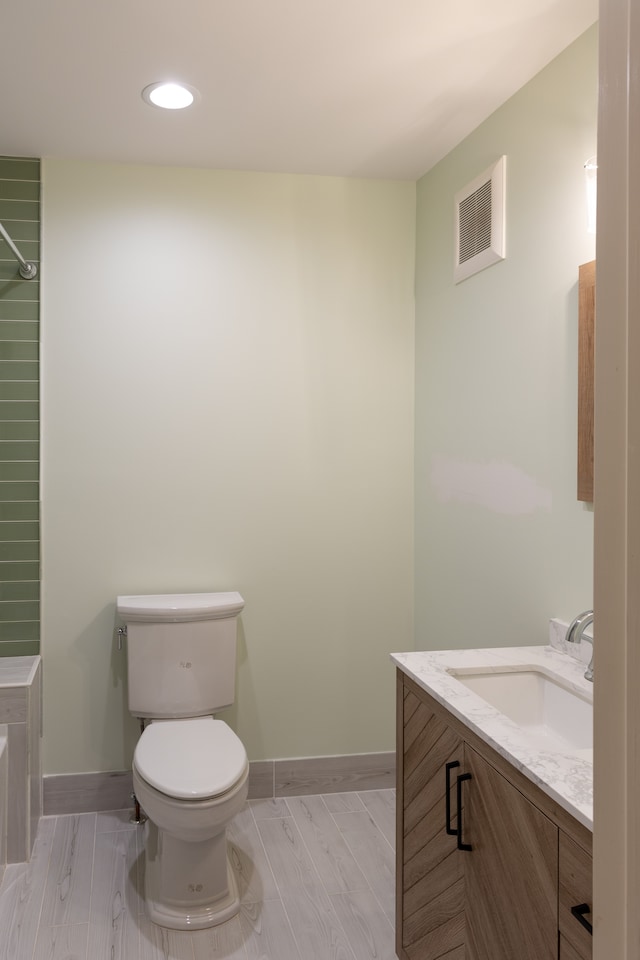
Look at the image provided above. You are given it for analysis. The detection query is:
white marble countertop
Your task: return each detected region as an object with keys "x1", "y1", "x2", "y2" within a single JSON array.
[{"x1": 391, "y1": 644, "x2": 593, "y2": 831}]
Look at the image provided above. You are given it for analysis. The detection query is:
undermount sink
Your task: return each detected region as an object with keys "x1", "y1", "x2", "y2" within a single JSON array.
[{"x1": 448, "y1": 667, "x2": 593, "y2": 758}]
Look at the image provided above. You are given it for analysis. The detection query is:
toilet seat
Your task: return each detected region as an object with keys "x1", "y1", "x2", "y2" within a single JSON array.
[{"x1": 134, "y1": 717, "x2": 247, "y2": 800}]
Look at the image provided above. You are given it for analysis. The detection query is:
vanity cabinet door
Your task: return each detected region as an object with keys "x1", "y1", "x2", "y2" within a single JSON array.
[
  {"x1": 398, "y1": 682, "x2": 466, "y2": 960},
  {"x1": 464, "y1": 745, "x2": 558, "y2": 960},
  {"x1": 559, "y1": 831, "x2": 593, "y2": 959}
]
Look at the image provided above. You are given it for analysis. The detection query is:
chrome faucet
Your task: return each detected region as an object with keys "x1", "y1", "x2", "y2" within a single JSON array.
[{"x1": 565, "y1": 610, "x2": 594, "y2": 682}]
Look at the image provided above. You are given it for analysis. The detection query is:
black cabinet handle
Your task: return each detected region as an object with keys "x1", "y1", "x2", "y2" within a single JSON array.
[
  {"x1": 445, "y1": 761, "x2": 460, "y2": 836},
  {"x1": 456, "y1": 772, "x2": 473, "y2": 851},
  {"x1": 571, "y1": 903, "x2": 593, "y2": 935}
]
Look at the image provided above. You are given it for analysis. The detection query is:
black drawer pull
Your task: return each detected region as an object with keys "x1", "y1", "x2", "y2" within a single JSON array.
[
  {"x1": 445, "y1": 761, "x2": 460, "y2": 836},
  {"x1": 571, "y1": 903, "x2": 593, "y2": 935},
  {"x1": 456, "y1": 772, "x2": 472, "y2": 852}
]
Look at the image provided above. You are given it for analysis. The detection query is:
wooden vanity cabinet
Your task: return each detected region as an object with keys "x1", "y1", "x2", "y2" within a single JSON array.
[
  {"x1": 398, "y1": 679, "x2": 465, "y2": 957},
  {"x1": 396, "y1": 671, "x2": 593, "y2": 960}
]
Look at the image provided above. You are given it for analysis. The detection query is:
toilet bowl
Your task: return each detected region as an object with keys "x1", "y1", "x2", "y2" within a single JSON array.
[{"x1": 132, "y1": 716, "x2": 249, "y2": 930}]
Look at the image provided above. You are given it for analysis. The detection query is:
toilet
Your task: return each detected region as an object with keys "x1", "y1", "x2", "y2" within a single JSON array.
[{"x1": 116, "y1": 591, "x2": 249, "y2": 931}]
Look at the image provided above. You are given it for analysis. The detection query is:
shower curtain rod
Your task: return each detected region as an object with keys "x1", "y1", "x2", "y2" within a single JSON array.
[{"x1": 0, "y1": 220, "x2": 37, "y2": 280}]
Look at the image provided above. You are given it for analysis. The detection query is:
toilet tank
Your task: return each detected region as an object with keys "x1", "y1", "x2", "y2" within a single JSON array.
[{"x1": 116, "y1": 592, "x2": 244, "y2": 719}]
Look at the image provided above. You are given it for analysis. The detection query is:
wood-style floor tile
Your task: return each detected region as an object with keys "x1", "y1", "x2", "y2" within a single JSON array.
[
  {"x1": 32, "y1": 922, "x2": 89, "y2": 960},
  {"x1": 0, "y1": 789, "x2": 396, "y2": 960},
  {"x1": 227, "y1": 804, "x2": 280, "y2": 903},
  {"x1": 138, "y1": 915, "x2": 195, "y2": 960},
  {"x1": 239, "y1": 900, "x2": 300, "y2": 960},
  {"x1": 323, "y1": 792, "x2": 366, "y2": 814},
  {"x1": 248, "y1": 798, "x2": 290, "y2": 819},
  {"x1": 0, "y1": 815, "x2": 55, "y2": 960},
  {"x1": 331, "y1": 811, "x2": 395, "y2": 924},
  {"x1": 257, "y1": 816, "x2": 355, "y2": 960},
  {"x1": 96, "y1": 808, "x2": 139, "y2": 833},
  {"x1": 86, "y1": 830, "x2": 141, "y2": 960},
  {"x1": 285, "y1": 796, "x2": 368, "y2": 895},
  {"x1": 191, "y1": 914, "x2": 248, "y2": 959},
  {"x1": 40, "y1": 813, "x2": 96, "y2": 927},
  {"x1": 330, "y1": 890, "x2": 397, "y2": 960},
  {"x1": 359, "y1": 790, "x2": 396, "y2": 849}
]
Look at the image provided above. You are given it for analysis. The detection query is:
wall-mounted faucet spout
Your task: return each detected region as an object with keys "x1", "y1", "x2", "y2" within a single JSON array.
[{"x1": 566, "y1": 610, "x2": 594, "y2": 681}]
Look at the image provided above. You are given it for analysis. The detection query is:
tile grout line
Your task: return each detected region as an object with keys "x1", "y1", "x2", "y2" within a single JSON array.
[
  {"x1": 26, "y1": 814, "x2": 60, "y2": 960},
  {"x1": 244, "y1": 799, "x2": 282, "y2": 896},
  {"x1": 282, "y1": 795, "x2": 360, "y2": 960},
  {"x1": 248, "y1": 799, "x2": 304, "y2": 960},
  {"x1": 326, "y1": 799, "x2": 396, "y2": 936},
  {"x1": 82, "y1": 812, "x2": 99, "y2": 959},
  {"x1": 357, "y1": 790, "x2": 396, "y2": 855}
]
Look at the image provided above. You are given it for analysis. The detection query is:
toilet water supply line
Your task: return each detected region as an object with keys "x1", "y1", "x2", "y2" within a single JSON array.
[
  {"x1": 117, "y1": 625, "x2": 147, "y2": 825},
  {"x1": 130, "y1": 715, "x2": 148, "y2": 825},
  {"x1": 0, "y1": 220, "x2": 38, "y2": 279}
]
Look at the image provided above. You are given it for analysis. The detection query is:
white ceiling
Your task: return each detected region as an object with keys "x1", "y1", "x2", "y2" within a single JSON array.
[{"x1": 1, "y1": 0, "x2": 598, "y2": 180}]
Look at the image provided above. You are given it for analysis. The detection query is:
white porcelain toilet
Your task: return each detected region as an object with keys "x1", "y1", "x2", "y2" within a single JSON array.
[{"x1": 116, "y1": 591, "x2": 249, "y2": 931}]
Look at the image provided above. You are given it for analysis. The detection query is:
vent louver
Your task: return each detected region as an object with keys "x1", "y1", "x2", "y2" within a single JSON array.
[
  {"x1": 459, "y1": 179, "x2": 492, "y2": 263},
  {"x1": 454, "y1": 156, "x2": 506, "y2": 283}
]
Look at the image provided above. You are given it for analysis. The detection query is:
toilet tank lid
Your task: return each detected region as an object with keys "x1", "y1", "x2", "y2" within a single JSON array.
[{"x1": 116, "y1": 591, "x2": 244, "y2": 623}]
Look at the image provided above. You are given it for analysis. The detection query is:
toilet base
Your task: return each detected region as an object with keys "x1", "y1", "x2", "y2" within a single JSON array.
[
  {"x1": 142, "y1": 818, "x2": 242, "y2": 931},
  {"x1": 145, "y1": 852, "x2": 241, "y2": 930}
]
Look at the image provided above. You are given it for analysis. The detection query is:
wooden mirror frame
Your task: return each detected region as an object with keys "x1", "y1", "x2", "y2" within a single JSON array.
[{"x1": 578, "y1": 260, "x2": 595, "y2": 502}]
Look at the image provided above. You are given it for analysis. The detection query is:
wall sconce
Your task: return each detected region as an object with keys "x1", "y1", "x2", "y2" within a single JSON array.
[{"x1": 584, "y1": 156, "x2": 597, "y2": 234}]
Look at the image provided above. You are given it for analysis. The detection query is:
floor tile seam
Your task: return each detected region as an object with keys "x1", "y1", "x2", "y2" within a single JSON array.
[
  {"x1": 245, "y1": 801, "x2": 288, "y2": 911},
  {"x1": 331, "y1": 803, "x2": 397, "y2": 854},
  {"x1": 326, "y1": 804, "x2": 396, "y2": 918},
  {"x1": 343, "y1": 867, "x2": 395, "y2": 934},
  {"x1": 247, "y1": 794, "x2": 289, "y2": 819},
  {"x1": 285, "y1": 795, "x2": 371, "y2": 897},
  {"x1": 277, "y1": 800, "x2": 363, "y2": 960},
  {"x1": 355, "y1": 794, "x2": 396, "y2": 856},
  {"x1": 24, "y1": 816, "x2": 66, "y2": 960},
  {"x1": 58, "y1": 812, "x2": 99, "y2": 927},
  {"x1": 31, "y1": 919, "x2": 91, "y2": 960},
  {"x1": 260, "y1": 893, "x2": 304, "y2": 960},
  {"x1": 327, "y1": 886, "x2": 396, "y2": 938},
  {"x1": 248, "y1": 809, "x2": 288, "y2": 821},
  {"x1": 252, "y1": 809, "x2": 342, "y2": 960},
  {"x1": 278, "y1": 797, "x2": 342, "y2": 896},
  {"x1": 278, "y1": 886, "x2": 359, "y2": 960},
  {"x1": 323, "y1": 790, "x2": 366, "y2": 814},
  {"x1": 82, "y1": 812, "x2": 99, "y2": 949},
  {"x1": 336, "y1": 841, "x2": 395, "y2": 931},
  {"x1": 356, "y1": 788, "x2": 396, "y2": 804}
]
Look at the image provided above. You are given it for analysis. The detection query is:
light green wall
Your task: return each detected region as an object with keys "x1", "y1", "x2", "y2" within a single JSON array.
[
  {"x1": 40, "y1": 161, "x2": 415, "y2": 775},
  {"x1": 414, "y1": 26, "x2": 597, "y2": 650},
  {"x1": 38, "y1": 25, "x2": 597, "y2": 775}
]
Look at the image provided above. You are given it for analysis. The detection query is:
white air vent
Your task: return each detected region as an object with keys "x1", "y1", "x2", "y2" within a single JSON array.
[{"x1": 454, "y1": 156, "x2": 506, "y2": 284}]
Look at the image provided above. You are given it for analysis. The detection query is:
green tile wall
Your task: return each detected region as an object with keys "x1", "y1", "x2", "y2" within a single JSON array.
[{"x1": 0, "y1": 157, "x2": 40, "y2": 657}]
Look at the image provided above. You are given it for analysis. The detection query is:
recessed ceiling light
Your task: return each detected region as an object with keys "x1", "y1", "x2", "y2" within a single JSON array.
[{"x1": 142, "y1": 82, "x2": 198, "y2": 110}]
